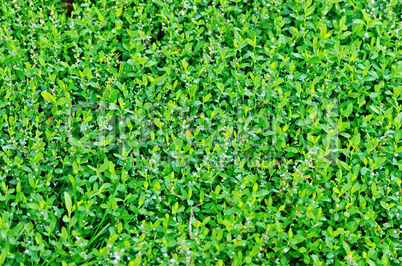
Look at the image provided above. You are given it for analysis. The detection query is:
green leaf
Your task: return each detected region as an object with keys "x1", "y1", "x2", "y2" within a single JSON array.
[
  {"x1": 64, "y1": 192, "x2": 72, "y2": 217},
  {"x1": 65, "y1": 30, "x2": 79, "y2": 38},
  {"x1": 116, "y1": 8, "x2": 122, "y2": 18},
  {"x1": 353, "y1": 19, "x2": 366, "y2": 25},
  {"x1": 361, "y1": 167, "x2": 370, "y2": 176},
  {"x1": 394, "y1": 87, "x2": 402, "y2": 98},
  {"x1": 343, "y1": 241, "x2": 351, "y2": 254},
  {"x1": 154, "y1": 118, "x2": 161, "y2": 128},
  {"x1": 145, "y1": 61, "x2": 158, "y2": 68},
  {"x1": 154, "y1": 75, "x2": 166, "y2": 85},
  {"x1": 367, "y1": 20, "x2": 381, "y2": 29},
  {"x1": 369, "y1": 106, "x2": 380, "y2": 114},
  {"x1": 99, "y1": 162, "x2": 109, "y2": 173},
  {"x1": 203, "y1": 93, "x2": 212, "y2": 103},
  {"x1": 320, "y1": 23, "x2": 327, "y2": 39},
  {"x1": 41, "y1": 91, "x2": 56, "y2": 103},
  {"x1": 27, "y1": 203, "x2": 40, "y2": 210},
  {"x1": 38, "y1": 56, "x2": 46, "y2": 67},
  {"x1": 253, "y1": 74, "x2": 262, "y2": 88},
  {"x1": 33, "y1": 152, "x2": 43, "y2": 163}
]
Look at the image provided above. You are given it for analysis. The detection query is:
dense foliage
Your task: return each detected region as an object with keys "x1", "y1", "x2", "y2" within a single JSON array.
[{"x1": 1, "y1": 0, "x2": 402, "y2": 265}]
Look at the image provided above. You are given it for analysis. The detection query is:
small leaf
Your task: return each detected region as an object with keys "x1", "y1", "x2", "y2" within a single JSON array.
[
  {"x1": 203, "y1": 93, "x2": 212, "y2": 103},
  {"x1": 38, "y1": 56, "x2": 46, "y2": 67},
  {"x1": 33, "y1": 152, "x2": 43, "y2": 163},
  {"x1": 154, "y1": 118, "x2": 161, "y2": 128},
  {"x1": 145, "y1": 61, "x2": 158, "y2": 68},
  {"x1": 353, "y1": 19, "x2": 366, "y2": 25},
  {"x1": 64, "y1": 192, "x2": 72, "y2": 217},
  {"x1": 41, "y1": 91, "x2": 56, "y2": 103},
  {"x1": 154, "y1": 75, "x2": 166, "y2": 85},
  {"x1": 368, "y1": 20, "x2": 381, "y2": 29},
  {"x1": 361, "y1": 167, "x2": 370, "y2": 176},
  {"x1": 369, "y1": 106, "x2": 380, "y2": 114},
  {"x1": 116, "y1": 8, "x2": 122, "y2": 18}
]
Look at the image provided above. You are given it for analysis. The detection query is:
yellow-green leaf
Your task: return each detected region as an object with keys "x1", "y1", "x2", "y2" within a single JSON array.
[{"x1": 41, "y1": 91, "x2": 56, "y2": 103}]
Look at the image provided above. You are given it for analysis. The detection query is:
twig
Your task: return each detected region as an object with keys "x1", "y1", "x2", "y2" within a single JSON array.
[{"x1": 189, "y1": 203, "x2": 202, "y2": 239}]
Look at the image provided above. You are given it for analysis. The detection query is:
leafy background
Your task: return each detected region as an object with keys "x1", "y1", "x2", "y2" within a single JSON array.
[{"x1": 1, "y1": 0, "x2": 402, "y2": 265}]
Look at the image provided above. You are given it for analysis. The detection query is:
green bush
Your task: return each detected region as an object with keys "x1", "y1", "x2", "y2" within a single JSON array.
[{"x1": 1, "y1": 0, "x2": 402, "y2": 265}]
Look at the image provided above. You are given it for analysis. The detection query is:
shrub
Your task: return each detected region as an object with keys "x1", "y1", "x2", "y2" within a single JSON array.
[{"x1": 1, "y1": 0, "x2": 402, "y2": 265}]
